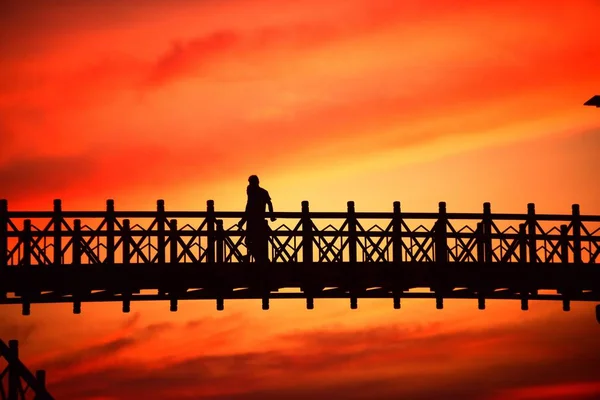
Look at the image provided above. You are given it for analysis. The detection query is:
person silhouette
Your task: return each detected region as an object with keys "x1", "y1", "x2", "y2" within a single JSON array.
[{"x1": 238, "y1": 175, "x2": 276, "y2": 263}]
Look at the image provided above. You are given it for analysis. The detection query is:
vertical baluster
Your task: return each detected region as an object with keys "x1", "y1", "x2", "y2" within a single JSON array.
[
  {"x1": 122, "y1": 219, "x2": 131, "y2": 265},
  {"x1": 216, "y1": 220, "x2": 224, "y2": 264},
  {"x1": 23, "y1": 220, "x2": 31, "y2": 267},
  {"x1": 519, "y1": 223, "x2": 527, "y2": 263},
  {"x1": 170, "y1": 219, "x2": 178, "y2": 265},
  {"x1": 560, "y1": 225, "x2": 569, "y2": 264},
  {"x1": 476, "y1": 223, "x2": 484, "y2": 263},
  {"x1": 106, "y1": 200, "x2": 115, "y2": 265},
  {"x1": 53, "y1": 199, "x2": 62, "y2": 266},
  {"x1": 157, "y1": 200, "x2": 166, "y2": 265},
  {"x1": 73, "y1": 220, "x2": 82, "y2": 265}
]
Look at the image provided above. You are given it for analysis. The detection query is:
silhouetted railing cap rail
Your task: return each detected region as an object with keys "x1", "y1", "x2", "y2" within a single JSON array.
[
  {"x1": 2, "y1": 199, "x2": 599, "y2": 221},
  {"x1": 3, "y1": 211, "x2": 600, "y2": 222}
]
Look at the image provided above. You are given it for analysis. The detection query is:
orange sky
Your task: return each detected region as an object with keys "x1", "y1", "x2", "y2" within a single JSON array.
[{"x1": 1, "y1": 0, "x2": 600, "y2": 399}]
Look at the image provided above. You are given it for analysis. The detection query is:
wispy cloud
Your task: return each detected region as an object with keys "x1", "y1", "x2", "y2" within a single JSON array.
[{"x1": 39, "y1": 312, "x2": 600, "y2": 400}]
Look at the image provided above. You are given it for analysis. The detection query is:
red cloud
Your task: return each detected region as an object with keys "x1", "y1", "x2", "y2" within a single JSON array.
[{"x1": 27, "y1": 311, "x2": 600, "y2": 400}]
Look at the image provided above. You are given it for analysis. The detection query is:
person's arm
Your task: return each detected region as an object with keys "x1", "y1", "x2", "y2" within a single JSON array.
[
  {"x1": 238, "y1": 195, "x2": 249, "y2": 227},
  {"x1": 267, "y1": 195, "x2": 276, "y2": 222}
]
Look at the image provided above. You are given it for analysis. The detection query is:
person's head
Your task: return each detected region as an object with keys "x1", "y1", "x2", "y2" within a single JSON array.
[{"x1": 248, "y1": 175, "x2": 260, "y2": 187}]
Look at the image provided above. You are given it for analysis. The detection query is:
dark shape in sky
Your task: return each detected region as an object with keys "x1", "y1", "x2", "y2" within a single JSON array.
[{"x1": 584, "y1": 95, "x2": 600, "y2": 107}]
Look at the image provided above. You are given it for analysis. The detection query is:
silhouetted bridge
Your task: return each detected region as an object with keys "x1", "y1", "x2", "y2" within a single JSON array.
[{"x1": 1, "y1": 199, "x2": 599, "y2": 323}]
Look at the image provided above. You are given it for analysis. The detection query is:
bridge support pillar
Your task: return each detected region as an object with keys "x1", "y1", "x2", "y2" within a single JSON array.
[
  {"x1": 436, "y1": 297, "x2": 443, "y2": 310},
  {"x1": 478, "y1": 297, "x2": 485, "y2": 310},
  {"x1": 216, "y1": 298, "x2": 224, "y2": 311},
  {"x1": 262, "y1": 297, "x2": 269, "y2": 310},
  {"x1": 393, "y1": 296, "x2": 400, "y2": 310},
  {"x1": 350, "y1": 297, "x2": 357, "y2": 310},
  {"x1": 123, "y1": 298, "x2": 131, "y2": 313},
  {"x1": 73, "y1": 301, "x2": 81, "y2": 314},
  {"x1": 306, "y1": 297, "x2": 314, "y2": 310},
  {"x1": 521, "y1": 297, "x2": 529, "y2": 311},
  {"x1": 596, "y1": 305, "x2": 600, "y2": 324}
]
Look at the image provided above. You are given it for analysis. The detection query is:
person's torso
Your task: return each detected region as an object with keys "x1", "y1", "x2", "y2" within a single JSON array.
[{"x1": 246, "y1": 187, "x2": 269, "y2": 219}]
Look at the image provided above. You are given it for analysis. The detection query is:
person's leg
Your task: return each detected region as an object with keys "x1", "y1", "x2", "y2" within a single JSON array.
[
  {"x1": 256, "y1": 220, "x2": 270, "y2": 263},
  {"x1": 246, "y1": 222, "x2": 259, "y2": 262},
  {"x1": 243, "y1": 234, "x2": 253, "y2": 262}
]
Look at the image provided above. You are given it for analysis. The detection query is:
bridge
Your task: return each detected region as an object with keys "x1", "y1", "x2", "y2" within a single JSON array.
[{"x1": 1, "y1": 199, "x2": 599, "y2": 323}]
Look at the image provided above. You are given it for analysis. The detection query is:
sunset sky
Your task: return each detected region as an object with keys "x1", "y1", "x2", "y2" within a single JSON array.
[{"x1": 1, "y1": 0, "x2": 600, "y2": 399}]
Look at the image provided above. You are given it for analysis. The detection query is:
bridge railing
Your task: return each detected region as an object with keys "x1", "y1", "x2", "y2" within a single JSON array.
[{"x1": 1, "y1": 199, "x2": 599, "y2": 268}]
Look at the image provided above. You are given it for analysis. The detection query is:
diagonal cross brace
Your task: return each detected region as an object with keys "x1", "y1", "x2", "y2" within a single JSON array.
[{"x1": 0, "y1": 340, "x2": 54, "y2": 400}]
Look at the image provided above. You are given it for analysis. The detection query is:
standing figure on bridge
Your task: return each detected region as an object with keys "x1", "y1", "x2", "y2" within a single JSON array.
[{"x1": 238, "y1": 175, "x2": 276, "y2": 263}]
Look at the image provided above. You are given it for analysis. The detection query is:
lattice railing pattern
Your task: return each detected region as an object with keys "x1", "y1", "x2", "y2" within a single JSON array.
[{"x1": 1, "y1": 200, "x2": 599, "y2": 267}]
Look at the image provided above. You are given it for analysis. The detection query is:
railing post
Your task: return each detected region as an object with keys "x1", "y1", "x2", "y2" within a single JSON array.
[
  {"x1": 434, "y1": 202, "x2": 448, "y2": 309},
  {"x1": 122, "y1": 220, "x2": 132, "y2": 308},
  {"x1": 476, "y1": 203, "x2": 491, "y2": 309},
  {"x1": 36, "y1": 370, "x2": 47, "y2": 397},
  {"x1": 527, "y1": 203, "x2": 536, "y2": 264},
  {"x1": 302, "y1": 201, "x2": 314, "y2": 310},
  {"x1": 157, "y1": 200, "x2": 166, "y2": 265},
  {"x1": 347, "y1": 201, "x2": 357, "y2": 309},
  {"x1": 73, "y1": 219, "x2": 82, "y2": 265},
  {"x1": 170, "y1": 219, "x2": 178, "y2": 264},
  {"x1": 392, "y1": 201, "x2": 402, "y2": 263},
  {"x1": 0, "y1": 199, "x2": 7, "y2": 269},
  {"x1": 53, "y1": 199, "x2": 62, "y2": 266},
  {"x1": 23, "y1": 219, "x2": 32, "y2": 267},
  {"x1": 483, "y1": 202, "x2": 492, "y2": 263},
  {"x1": 347, "y1": 201, "x2": 357, "y2": 263},
  {"x1": 216, "y1": 220, "x2": 224, "y2": 264},
  {"x1": 559, "y1": 224, "x2": 571, "y2": 311},
  {"x1": 207, "y1": 200, "x2": 215, "y2": 264},
  {"x1": 572, "y1": 204, "x2": 582, "y2": 264},
  {"x1": 302, "y1": 201, "x2": 313, "y2": 264},
  {"x1": 8, "y1": 340, "x2": 19, "y2": 400},
  {"x1": 122, "y1": 219, "x2": 131, "y2": 265},
  {"x1": 106, "y1": 200, "x2": 115, "y2": 265},
  {"x1": 435, "y1": 202, "x2": 447, "y2": 263}
]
